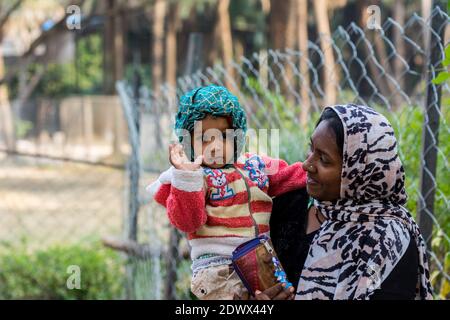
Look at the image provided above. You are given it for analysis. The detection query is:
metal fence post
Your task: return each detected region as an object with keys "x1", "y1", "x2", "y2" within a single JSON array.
[
  {"x1": 163, "y1": 33, "x2": 204, "y2": 300},
  {"x1": 417, "y1": 6, "x2": 446, "y2": 248},
  {"x1": 128, "y1": 70, "x2": 142, "y2": 242},
  {"x1": 122, "y1": 70, "x2": 142, "y2": 299}
]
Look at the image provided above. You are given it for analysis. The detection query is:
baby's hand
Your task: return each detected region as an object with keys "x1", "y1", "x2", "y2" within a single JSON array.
[{"x1": 169, "y1": 143, "x2": 203, "y2": 171}]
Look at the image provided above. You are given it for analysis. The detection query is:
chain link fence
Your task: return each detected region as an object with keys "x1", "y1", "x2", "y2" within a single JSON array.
[
  {"x1": 0, "y1": 95, "x2": 131, "y2": 249},
  {"x1": 116, "y1": 6, "x2": 449, "y2": 299},
  {"x1": 0, "y1": 153, "x2": 126, "y2": 250}
]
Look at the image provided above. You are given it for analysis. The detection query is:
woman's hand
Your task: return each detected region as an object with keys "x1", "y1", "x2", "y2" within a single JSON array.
[
  {"x1": 169, "y1": 143, "x2": 203, "y2": 171},
  {"x1": 253, "y1": 283, "x2": 295, "y2": 300},
  {"x1": 232, "y1": 283, "x2": 294, "y2": 300}
]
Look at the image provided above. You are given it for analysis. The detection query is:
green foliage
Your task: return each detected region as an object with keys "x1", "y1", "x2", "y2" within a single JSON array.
[
  {"x1": 124, "y1": 63, "x2": 152, "y2": 90},
  {"x1": 15, "y1": 119, "x2": 33, "y2": 139},
  {"x1": 0, "y1": 243, "x2": 124, "y2": 299},
  {"x1": 35, "y1": 63, "x2": 76, "y2": 97},
  {"x1": 432, "y1": 45, "x2": 450, "y2": 85},
  {"x1": 33, "y1": 34, "x2": 103, "y2": 97},
  {"x1": 75, "y1": 34, "x2": 103, "y2": 93}
]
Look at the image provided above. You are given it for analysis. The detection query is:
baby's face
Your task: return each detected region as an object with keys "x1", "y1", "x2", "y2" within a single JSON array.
[{"x1": 191, "y1": 115, "x2": 236, "y2": 169}]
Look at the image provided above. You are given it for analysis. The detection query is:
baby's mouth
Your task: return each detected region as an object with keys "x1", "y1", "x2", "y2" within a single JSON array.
[{"x1": 207, "y1": 157, "x2": 224, "y2": 164}]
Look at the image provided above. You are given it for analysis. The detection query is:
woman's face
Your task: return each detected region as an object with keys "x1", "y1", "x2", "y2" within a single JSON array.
[{"x1": 302, "y1": 120, "x2": 343, "y2": 201}]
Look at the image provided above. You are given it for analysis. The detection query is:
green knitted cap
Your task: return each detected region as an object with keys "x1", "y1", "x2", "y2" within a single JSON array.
[
  {"x1": 174, "y1": 85, "x2": 247, "y2": 161},
  {"x1": 174, "y1": 85, "x2": 247, "y2": 136}
]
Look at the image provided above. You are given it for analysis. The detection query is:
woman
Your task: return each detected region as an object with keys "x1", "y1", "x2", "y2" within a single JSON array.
[{"x1": 266, "y1": 104, "x2": 433, "y2": 300}]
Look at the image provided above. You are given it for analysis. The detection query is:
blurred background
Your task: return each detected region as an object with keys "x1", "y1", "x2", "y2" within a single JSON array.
[{"x1": 0, "y1": 0, "x2": 448, "y2": 300}]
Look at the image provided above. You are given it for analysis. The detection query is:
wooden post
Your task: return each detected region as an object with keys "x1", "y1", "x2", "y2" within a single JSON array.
[
  {"x1": 417, "y1": 5, "x2": 446, "y2": 248},
  {"x1": 82, "y1": 97, "x2": 93, "y2": 160}
]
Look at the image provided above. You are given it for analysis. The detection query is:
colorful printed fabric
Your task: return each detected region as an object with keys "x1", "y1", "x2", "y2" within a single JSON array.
[{"x1": 147, "y1": 153, "x2": 307, "y2": 265}]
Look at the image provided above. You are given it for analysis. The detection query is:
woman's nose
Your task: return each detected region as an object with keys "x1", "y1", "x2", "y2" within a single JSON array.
[
  {"x1": 302, "y1": 160, "x2": 310, "y2": 172},
  {"x1": 302, "y1": 156, "x2": 315, "y2": 173}
]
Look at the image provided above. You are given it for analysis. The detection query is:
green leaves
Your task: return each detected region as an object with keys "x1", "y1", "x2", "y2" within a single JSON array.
[
  {"x1": 432, "y1": 71, "x2": 450, "y2": 85},
  {"x1": 0, "y1": 243, "x2": 124, "y2": 299},
  {"x1": 432, "y1": 45, "x2": 450, "y2": 85}
]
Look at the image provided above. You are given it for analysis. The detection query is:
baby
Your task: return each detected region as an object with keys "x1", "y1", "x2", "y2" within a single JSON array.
[{"x1": 147, "y1": 85, "x2": 306, "y2": 300}]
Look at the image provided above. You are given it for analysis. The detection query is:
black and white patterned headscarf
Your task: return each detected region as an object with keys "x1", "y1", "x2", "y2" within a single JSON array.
[{"x1": 296, "y1": 104, "x2": 433, "y2": 300}]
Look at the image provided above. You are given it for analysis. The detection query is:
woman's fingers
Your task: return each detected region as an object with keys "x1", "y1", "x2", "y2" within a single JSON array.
[
  {"x1": 254, "y1": 283, "x2": 294, "y2": 300},
  {"x1": 254, "y1": 290, "x2": 271, "y2": 300},
  {"x1": 272, "y1": 285, "x2": 295, "y2": 300},
  {"x1": 259, "y1": 283, "x2": 284, "y2": 299}
]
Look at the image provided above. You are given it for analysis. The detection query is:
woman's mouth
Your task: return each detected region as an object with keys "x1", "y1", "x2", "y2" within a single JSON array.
[{"x1": 307, "y1": 176, "x2": 320, "y2": 185}]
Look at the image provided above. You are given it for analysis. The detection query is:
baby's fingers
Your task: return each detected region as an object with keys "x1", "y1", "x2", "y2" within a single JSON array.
[
  {"x1": 173, "y1": 143, "x2": 184, "y2": 157},
  {"x1": 193, "y1": 155, "x2": 203, "y2": 166},
  {"x1": 169, "y1": 145, "x2": 181, "y2": 166}
]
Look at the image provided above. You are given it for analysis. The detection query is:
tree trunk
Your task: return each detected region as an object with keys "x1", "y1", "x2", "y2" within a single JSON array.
[
  {"x1": 313, "y1": 0, "x2": 337, "y2": 107},
  {"x1": 284, "y1": 0, "x2": 296, "y2": 100},
  {"x1": 422, "y1": 0, "x2": 432, "y2": 54},
  {"x1": 165, "y1": 1, "x2": 179, "y2": 88},
  {"x1": 0, "y1": 44, "x2": 15, "y2": 151},
  {"x1": 372, "y1": 27, "x2": 401, "y2": 109},
  {"x1": 297, "y1": 0, "x2": 311, "y2": 125},
  {"x1": 217, "y1": 0, "x2": 235, "y2": 89},
  {"x1": 114, "y1": 7, "x2": 124, "y2": 82},
  {"x1": 151, "y1": 0, "x2": 166, "y2": 149},
  {"x1": 357, "y1": 1, "x2": 392, "y2": 105},
  {"x1": 259, "y1": 0, "x2": 270, "y2": 89},
  {"x1": 151, "y1": 0, "x2": 166, "y2": 93},
  {"x1": 104, "y1": 0, "x2": 124, "y2": 94},
  {"x1": 269, "y1": 0, "x2": 290, "y2": 50},
  {"x1": 393, "y1": 0, "x2": 406, "y2": 90},
  {"x1": 0, "y1": 1, "x2": 23, "y2": 151}
]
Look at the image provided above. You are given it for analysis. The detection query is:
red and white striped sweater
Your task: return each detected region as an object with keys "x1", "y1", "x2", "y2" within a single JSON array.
[{"x1": 147, "y1": 153, "x2": 307, "y2": 260}]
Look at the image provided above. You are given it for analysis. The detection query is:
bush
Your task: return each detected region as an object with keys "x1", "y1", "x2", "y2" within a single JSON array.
[{"x1": 0, "y1": 243, "x2": 124, "y2": 300}]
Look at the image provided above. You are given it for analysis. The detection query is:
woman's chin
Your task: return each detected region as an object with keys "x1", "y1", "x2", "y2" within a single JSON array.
[{"x1": 306, "y1": 184, "x2": 321, "y2": 199}]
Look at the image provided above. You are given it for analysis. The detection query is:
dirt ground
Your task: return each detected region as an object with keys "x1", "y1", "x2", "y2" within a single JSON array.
[{"x1": 0, "y1": 153, "x2": 129, "y2": 250}]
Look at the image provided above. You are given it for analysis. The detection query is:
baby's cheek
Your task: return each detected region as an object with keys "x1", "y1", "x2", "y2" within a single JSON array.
[{"x1": 225, "y1": 140, "x2": 235, "y2": 159}]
